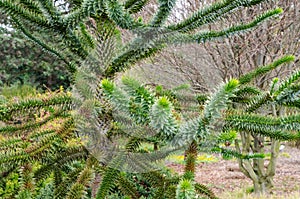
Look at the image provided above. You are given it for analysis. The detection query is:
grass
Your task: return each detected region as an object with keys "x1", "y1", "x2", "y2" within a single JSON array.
[
  {"x1": 0, "y1": 84, "x2": 38, "y2": 99},
  {"x1": 167, "y1": 153, "x2": 219, "y2": 164},
  {"x1": 220, "y1": 187, "x2": 300, "y2": 199}
]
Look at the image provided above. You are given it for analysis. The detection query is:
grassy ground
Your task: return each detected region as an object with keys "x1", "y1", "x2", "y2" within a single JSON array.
[
  {"x1": 220, "y1": 187, "x2": 300, "y2": 199},
  {"x1": 166, "y1": 146, "x2": 300, "y2": 199}
]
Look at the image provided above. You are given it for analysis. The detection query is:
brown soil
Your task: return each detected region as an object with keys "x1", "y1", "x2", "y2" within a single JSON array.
[{"x1": 167, "y1": 146, "x2": 300, "y2": 197}]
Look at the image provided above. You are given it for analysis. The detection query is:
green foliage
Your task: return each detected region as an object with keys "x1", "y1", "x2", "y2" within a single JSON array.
[
  {"x1": 0, "y1": 172, "x2": 20, "y2": 198},
  {"x1": 104, "y1": 0, "x2": 142, "y2": 29},
  {"x1": 1, "y1": 0, "x2": 284, "y2": 78},
  {"x1": 0, "y1": 0, "x2": 295, "y2": 198},
  {"x1": 0, "y1": 84, "x2": 38, "y2": 100},
  {"x1": 223, "y1": 55, "x2": 300, "y2": 193},
  {"x1": 174, "y1": 79, "x2": 239, "y2": 146},
  {"x1": 124, "y1": 0, "x2": 149, "y2": 14},
  {"x1": 169, "y1": 8, "x2": 283, "y2": 44},
  {"x1": 101, "y1": 77, "x2": 178, "y2": 143},
  {"x1": 36, "y1": 182, "x2": 54, "y2": 199},
  {"x1": 0, "y1": 20, "x2": 72, "y2": 90},
  {"x1": 225, "y1": 113, "x2": 300, "y2": 140},
  {"x1": 0, "y1": 91, "x2": 72, "y2": 121},
  {"x1": 151, "y1": 0, "x2": 177, "y2": 26},
  {"x1": 212, "y1": 146, "x2": 265, "y2": 160},
  {"x1": 239, "y1": 55, "x2": 295, "y2": 85},
  {"x1": 176, "y1": 179, "x2": 196, "y2": 199},
  {"x1": 202, "y1": 79, "x2": 239, "y2": 125},
  {"x1": 66, "y1": 166, "x2": 94, "y2": 199},
  {"x1": 276, "y1": 69, "x2": 300, "y2": 96},
  {"x1": 96, "y1": 168, "x2": 120, "y2": 199},
  {"x1": 150, "y1": 96, "x2": 178, "y2": 140},
  {"x1": 0, "y1": 87, "x2": 88, "y2": 198},
  {"x1": 233, "y1": 86, "x2": 261, "y2": 103},
  {"x1": 217, "y1": 130, "x2": 237, "y2": 143},
  {"x1": 194, "y1": 183, "x2": 217, "y2": 199},
  {"x1": 168, "y1": 0, "x2": 265, "y2": 32}
]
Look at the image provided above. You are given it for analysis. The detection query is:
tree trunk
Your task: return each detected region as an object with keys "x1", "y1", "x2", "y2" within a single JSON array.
[
  {"x1": 92, "y1": 173, "x2": 101, "y2": 198},
  {"x1": 154, "y1": 142, "x2": 159, "y2": 151},
  {"x1": 184, "y1": 140, "x2": 198, "y2": 174},
  {"x1": 235, "y1": 105, "x2": 283, "y2": 194},
  {"x1": 253, "y1": 181, "x2": 266, "y2": 195}
]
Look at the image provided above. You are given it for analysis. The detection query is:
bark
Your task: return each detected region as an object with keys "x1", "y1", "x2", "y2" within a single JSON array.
[
  {"x1": 92, "y1": 173, "x2": 102, "y2": 198},
  {"x1": 153, "y1": 142, "x2": 159, "y2": 151},
  {"x1": 235, "y1": 105, "x2": 285, "y2": 194},
  {"x1": 184, "y1": 140, "x2": 198, "y2": 174}
]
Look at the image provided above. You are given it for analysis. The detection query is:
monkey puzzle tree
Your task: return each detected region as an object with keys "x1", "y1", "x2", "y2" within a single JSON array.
[
  {"x1": 99, "y1": 55, "x2": 300, "y2": 197},
  {"x1": 0, "y1": 0, "x2": 295, "y2": 198},
  {"x1": 224, "y1": 55, "x2": 300, "y2": 194}
]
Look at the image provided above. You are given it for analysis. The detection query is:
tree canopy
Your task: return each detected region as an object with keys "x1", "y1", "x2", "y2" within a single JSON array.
[{"x1": 0, "y1": 0, "x2": 299, "y2": 198}]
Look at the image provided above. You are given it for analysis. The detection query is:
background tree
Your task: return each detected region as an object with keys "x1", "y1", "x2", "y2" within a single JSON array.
[
  {"x1": 202, "y1": 0, "x2": 300, "y2": 194},
  {"x1": 0, "y1": 12, "x2": 72, "y2": 90},
  {"x1": 126, "y1": 0, "x2": 299, "y2": 194},
  {"x1": 225, "y1": 55, "x2": 300, "y2": 194},
  {"x1": 129, "y1": 0, "x2": 299, "y2": 91}
]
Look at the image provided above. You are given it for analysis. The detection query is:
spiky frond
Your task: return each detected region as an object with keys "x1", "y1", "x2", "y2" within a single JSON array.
[
  {"x1": 194, "y1": 183, "x2": 217, "y2": 199},
  {"x1": 276, "y1": 84, "x2": 300, "y2": 108},
  {"x1": 36, "y1": 0, "x2": 61, "y2": 21},
  {"x1": 245, "y1": 93, "x2": 271, "y2": 113},
  {"x1": 54, "y1": 167, "x2": 85, "y2": 198},
  {"x1": 150, "y1": 96, "x2": 178, "y2": 140},
  {"x1": 173, "y1": 79, "x2": 239, "y2": 146},
  {"x1": 175, "y1": 179, "x2": 196, "y2": 199},
  {"x1": 168, "y1": 0, "x2": 266, "y2": 32},
  {"x1": 0, "y1": 93, "x2": 72, "y2": 121},
  {"x1": 117, "y1": 173, "x2": 140, "y2": 199},
  {"x1": 96, "y1": 167, "x2": 120, "y2": 199},
  {"x1": 239, "y1": 55, "x2": 295, "y2": 85},
  {"x1": 17, "y1": 163, "x2": 34, "y2": 198},
  {"x1": 227, "y1": 113, "x2": 300, "y2": 131},
  {"x1": 104, "y1": 0, "x2": 143, "y2": 29},
  {"x1": 212, "y1": 146, "x2": 265, "y2": 160},
  {"x1": 0, "y1": 111, "x2": 69, "y2": 135},
  {"x1": 105, "y1": 43, "x2": 165, "y2": 77},
  {"x1": 62, "y1": 0, "x2": 103, "y2": 29},
  {"x1": 168, "y1": 8, "x2": 283, "y2": 44},
  {"x1": 124, "y1": 0, "x2": 149, "y2": 14},
  {"x1": 233, "y1": 86, "x2": 262, "y2": 103},
  {"x1": 122, "y1": 76, "x2": 155, "y2": 124},
  {"x1": 150, "y1": 0, "x2": 177, "y2": 26},
  {"x1": 0, "y1": 0, "x2": 48, "y2": 27},
  {"x1": 101, "y1": 78, "x2": 130, "y2": 112},
  {"x1": 203, "y1": 79, "x2": 239, "y2": 125},
  {"x1": 275, "y1": 70, "x2": 300, "y2": 95},
  {"x1": 173, "y1": 117, "x2": 202, "y2": 147},
  {"x1": 225, "y1": 113, "x2": 300, "y2": 140},
  {"x1": 66, "y1": 166, "x2": 94, "y2": 199}
]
